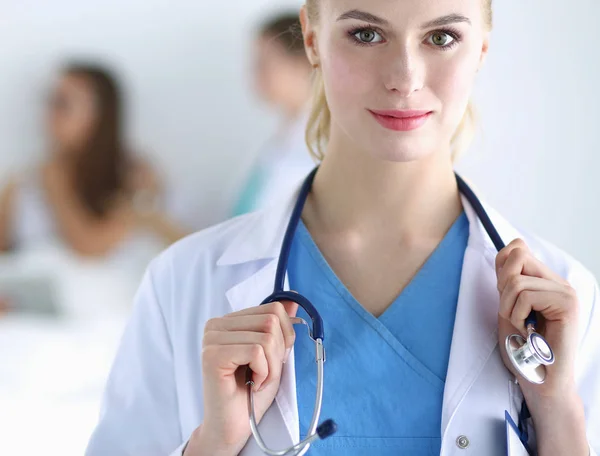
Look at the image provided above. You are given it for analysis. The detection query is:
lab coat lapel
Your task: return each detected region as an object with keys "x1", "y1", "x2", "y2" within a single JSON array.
[
  {"x1": 221, "y1": 193, "x2": 302, "y2": 455},
  {"x1": 441, "y1": 194, "x2": 524, "y2": 438},
  {"x1": 441, "y1": 238, "x2": 499, "y2": 435}
]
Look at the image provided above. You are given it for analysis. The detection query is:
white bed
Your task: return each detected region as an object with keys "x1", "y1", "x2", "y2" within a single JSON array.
[{"x1": 0, "y1": 243, "x2": 156, "y2": 455}]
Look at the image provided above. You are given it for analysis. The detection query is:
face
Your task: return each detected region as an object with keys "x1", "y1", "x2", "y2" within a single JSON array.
[
  {"x1": 47, "y1": 74, "x2": 98, "y2": 156},
  {"x1": 253, "y1": 35, "x2": 311, "y2": 110},
  {"x1": 303, "y1": 0, "x2": 489, "y2": 162}
]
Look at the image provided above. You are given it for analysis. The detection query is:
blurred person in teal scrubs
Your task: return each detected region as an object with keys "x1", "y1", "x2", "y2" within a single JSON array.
[{"x1": 232, "y1": 12, "x2": 315, "y2": 216}]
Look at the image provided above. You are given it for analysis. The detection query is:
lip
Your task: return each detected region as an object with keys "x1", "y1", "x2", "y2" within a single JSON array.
[{"x1": 368, "y1": 109, "x2": 433, "y2": 131}]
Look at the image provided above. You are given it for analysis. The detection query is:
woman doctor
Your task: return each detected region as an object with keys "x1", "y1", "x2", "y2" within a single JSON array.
[{"x1": 87, "y1": 0, "x2": 600, "y2": 455}]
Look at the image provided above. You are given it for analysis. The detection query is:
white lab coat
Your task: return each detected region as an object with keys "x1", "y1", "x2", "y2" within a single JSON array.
[{"x1": 86, "y1": 187, "x2": 600, "y2": 456}]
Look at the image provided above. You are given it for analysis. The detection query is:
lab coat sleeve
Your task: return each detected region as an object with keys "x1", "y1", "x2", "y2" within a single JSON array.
[
  {"x1": 86, "y1": 261, "x2": 185, "y2": 456},
  {"x1": 580, "y1": 279, "x2": 600, "y2": 456}
]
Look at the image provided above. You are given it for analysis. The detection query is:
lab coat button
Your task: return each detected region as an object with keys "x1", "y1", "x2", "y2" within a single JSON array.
[{"x1": 456, "y1": 435, "x2": 470, "y2": 449}]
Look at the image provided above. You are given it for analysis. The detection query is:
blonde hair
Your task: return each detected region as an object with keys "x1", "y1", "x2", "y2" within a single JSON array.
[{"x1": 305, "y1": 0, "x2": 493, "y2": 162}]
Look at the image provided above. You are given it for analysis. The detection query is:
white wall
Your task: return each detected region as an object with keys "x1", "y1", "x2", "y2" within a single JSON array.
[
  {"x1": 2, "y1": 1, "x2": 599, "y2": 276},
  {"x1": 459, "y1": 0, "x2": 600, "y2": 276}
]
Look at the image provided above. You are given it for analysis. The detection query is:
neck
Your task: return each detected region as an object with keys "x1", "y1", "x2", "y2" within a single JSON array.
[{"x1": 305, "y1": 135, "x2": 463, "y2": 243}]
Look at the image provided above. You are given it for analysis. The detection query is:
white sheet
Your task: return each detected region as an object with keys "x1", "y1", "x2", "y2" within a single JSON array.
[{"x1": 0, "y1": 244, "x2": 150, "y2": 455}]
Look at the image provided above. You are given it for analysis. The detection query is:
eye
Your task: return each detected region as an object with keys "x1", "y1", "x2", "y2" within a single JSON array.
[
  {"x1": 429, "y1": 32, "x2": 455, "y2": 48},
  {"x1": 353, "y1": 28, "x2": 384, "y2": 44}
]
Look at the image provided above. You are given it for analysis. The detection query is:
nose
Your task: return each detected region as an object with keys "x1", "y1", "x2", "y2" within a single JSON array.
[{"x1": 383, "y1": 43, "x2": 425, "y2": 97}]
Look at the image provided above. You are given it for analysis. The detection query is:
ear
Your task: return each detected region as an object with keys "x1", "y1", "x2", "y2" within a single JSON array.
[
  {"x1": 477, "y1": 32, "x2": 490, "y2": 72},
  {"x1": 300, "y1": 5, "x2": 319, "y2": 67}
]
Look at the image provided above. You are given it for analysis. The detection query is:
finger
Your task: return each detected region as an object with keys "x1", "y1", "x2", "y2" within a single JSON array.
[
  {"x1": 499, "y1": 275, "x2": 564, "y2": 319},
  {"x1": 523, "y1": 255, "x2": 568, "y2": 285},
  {"x1": 512, "y1": 287, "x2": 578, "y2": 326},
  {"x1": 281, "y1": 301, "x2": 299, "y2": 348},
  {"x1": 509, "y1": 290, "x2": 557, "y2": 334},
  {"x1": 497, "y1": 246, "x2": 556, "y2": 293},
  {"x1": 203, "y1": 329, "x2": 285, "y2": 357},
  {"x1": 497, "y1": 244, "x2": 567, "y2": 292},
  {"x1": 496, "y1": 238, "x2": 529, "y2": 273},
  {"x1": 224, "y1": 301, "x2": 298, "y2": 350},
  {"x1": 499, "y1": 275, "x2": 569, "y2": 336},
  {"x1": 202, "y1": 344, "x2": 269, "y2": 392},
  {"x1": 497, "y1": 245, "x2": 529, "y2": 293},
  {"x1": 205, "y1": 314, "x2": 288, "y2": 335},
  {"x1": 203, "y1": 329, "x2": 285, "y2": 381}
]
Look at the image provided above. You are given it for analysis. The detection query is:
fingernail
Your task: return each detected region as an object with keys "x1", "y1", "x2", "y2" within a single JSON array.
[{"x1": 283, "y1": 348, "x2": 292, "y2": 364}]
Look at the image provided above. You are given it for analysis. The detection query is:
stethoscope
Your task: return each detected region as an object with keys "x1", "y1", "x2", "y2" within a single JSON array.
[{"x1": 246, "y1": 167, "x2": 555, "y2": 455}]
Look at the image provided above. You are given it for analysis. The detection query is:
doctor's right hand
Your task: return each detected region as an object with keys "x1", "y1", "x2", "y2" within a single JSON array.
[{"x1": 184, "y1": 301, "x2": 298, "y2": 456}]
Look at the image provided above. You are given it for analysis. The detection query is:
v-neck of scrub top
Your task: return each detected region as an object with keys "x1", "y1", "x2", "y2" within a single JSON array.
[{"x1": 288, "y1": 213, "x2": 469, "y2": 455}]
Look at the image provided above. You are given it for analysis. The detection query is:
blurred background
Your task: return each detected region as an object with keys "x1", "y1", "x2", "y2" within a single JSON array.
[{"x1": 0, "y1": 0, "x2": 599, "y2": 454}]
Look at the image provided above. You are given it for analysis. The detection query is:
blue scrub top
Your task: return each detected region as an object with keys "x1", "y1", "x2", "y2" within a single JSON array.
[{"x1": 288, "y1": 213, "x2": 469, "y2": 455}]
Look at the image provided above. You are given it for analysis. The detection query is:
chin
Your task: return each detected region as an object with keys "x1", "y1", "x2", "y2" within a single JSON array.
[{"x1": 366, "y1": 133, "x2": 440, "y2": 163}]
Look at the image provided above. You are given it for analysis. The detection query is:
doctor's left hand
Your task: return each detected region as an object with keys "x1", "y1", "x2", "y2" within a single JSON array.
[
  {"x1": 495, "y1": 239, "x2": 589, "y2": 455},
  {"x1": 496, "y1": 239, "x2": 579, "y2": 397}
]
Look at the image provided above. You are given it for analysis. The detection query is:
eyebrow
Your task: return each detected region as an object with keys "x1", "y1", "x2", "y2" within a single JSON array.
[
  {"x1": 421, "y1": 14, "x2": 471, "y2": 28},
  {"x1": 337, "y1": 9, "x2": 390, "y2": 26},
  {"x1": 336, "y1": 10, "x2": 471, "y2": 29}
]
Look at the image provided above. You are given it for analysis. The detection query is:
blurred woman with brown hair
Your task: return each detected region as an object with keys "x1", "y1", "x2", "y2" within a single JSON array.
[{"x1": 0, "y1": 63, "x2": 187, "y2": 257}]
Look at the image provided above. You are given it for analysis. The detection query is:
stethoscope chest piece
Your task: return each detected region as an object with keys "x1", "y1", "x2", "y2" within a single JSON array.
[{"x1": 505, "y1": 330, "x2": 555, "y2": 385}]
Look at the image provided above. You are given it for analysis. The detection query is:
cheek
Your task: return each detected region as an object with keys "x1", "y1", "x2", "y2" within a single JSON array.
[
  {"x1": 274, "y1": 65, "x2": 298, "y2": 92},
  {"x1": 61, "y1": 114, "x2": 94, "y2": 144},
  {"x1": 254, "y1": 57, "x2": 278, "y2": 97},
  {"x1": 430, "y1": 52, "x2": 478, "y2": 120},
  {"x1": 49, "y1": 114, "x2": 71, "y2": 139},
  {"x1": 76, "y1": 115, "x2": 95, "y2": 139},
  {"x1": 256, "y1": 70, "x2": 273, "y2": 97},
  {"x1": 322, "y1": 41, "x2": 376, "y2": 113}
]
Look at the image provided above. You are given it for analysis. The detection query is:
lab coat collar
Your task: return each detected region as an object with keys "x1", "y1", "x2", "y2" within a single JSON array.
[
  {"x1": 219, "y1": 175, "x2": 526, "y2": 451},
  {"x1": 216, "y1": 188, "x2": 300, "y2": 267}
]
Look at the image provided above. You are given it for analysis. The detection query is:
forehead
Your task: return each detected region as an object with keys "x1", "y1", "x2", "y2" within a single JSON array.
[
  {"x1": 320, "y1": 0, "x2": 485, "y2": 27},
  {"x1": 255, "y1": 35, "x2": 292, "y2": 58},
  {"x1": 56, "y1": 74, "x2": 93, "y2": 96}
]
